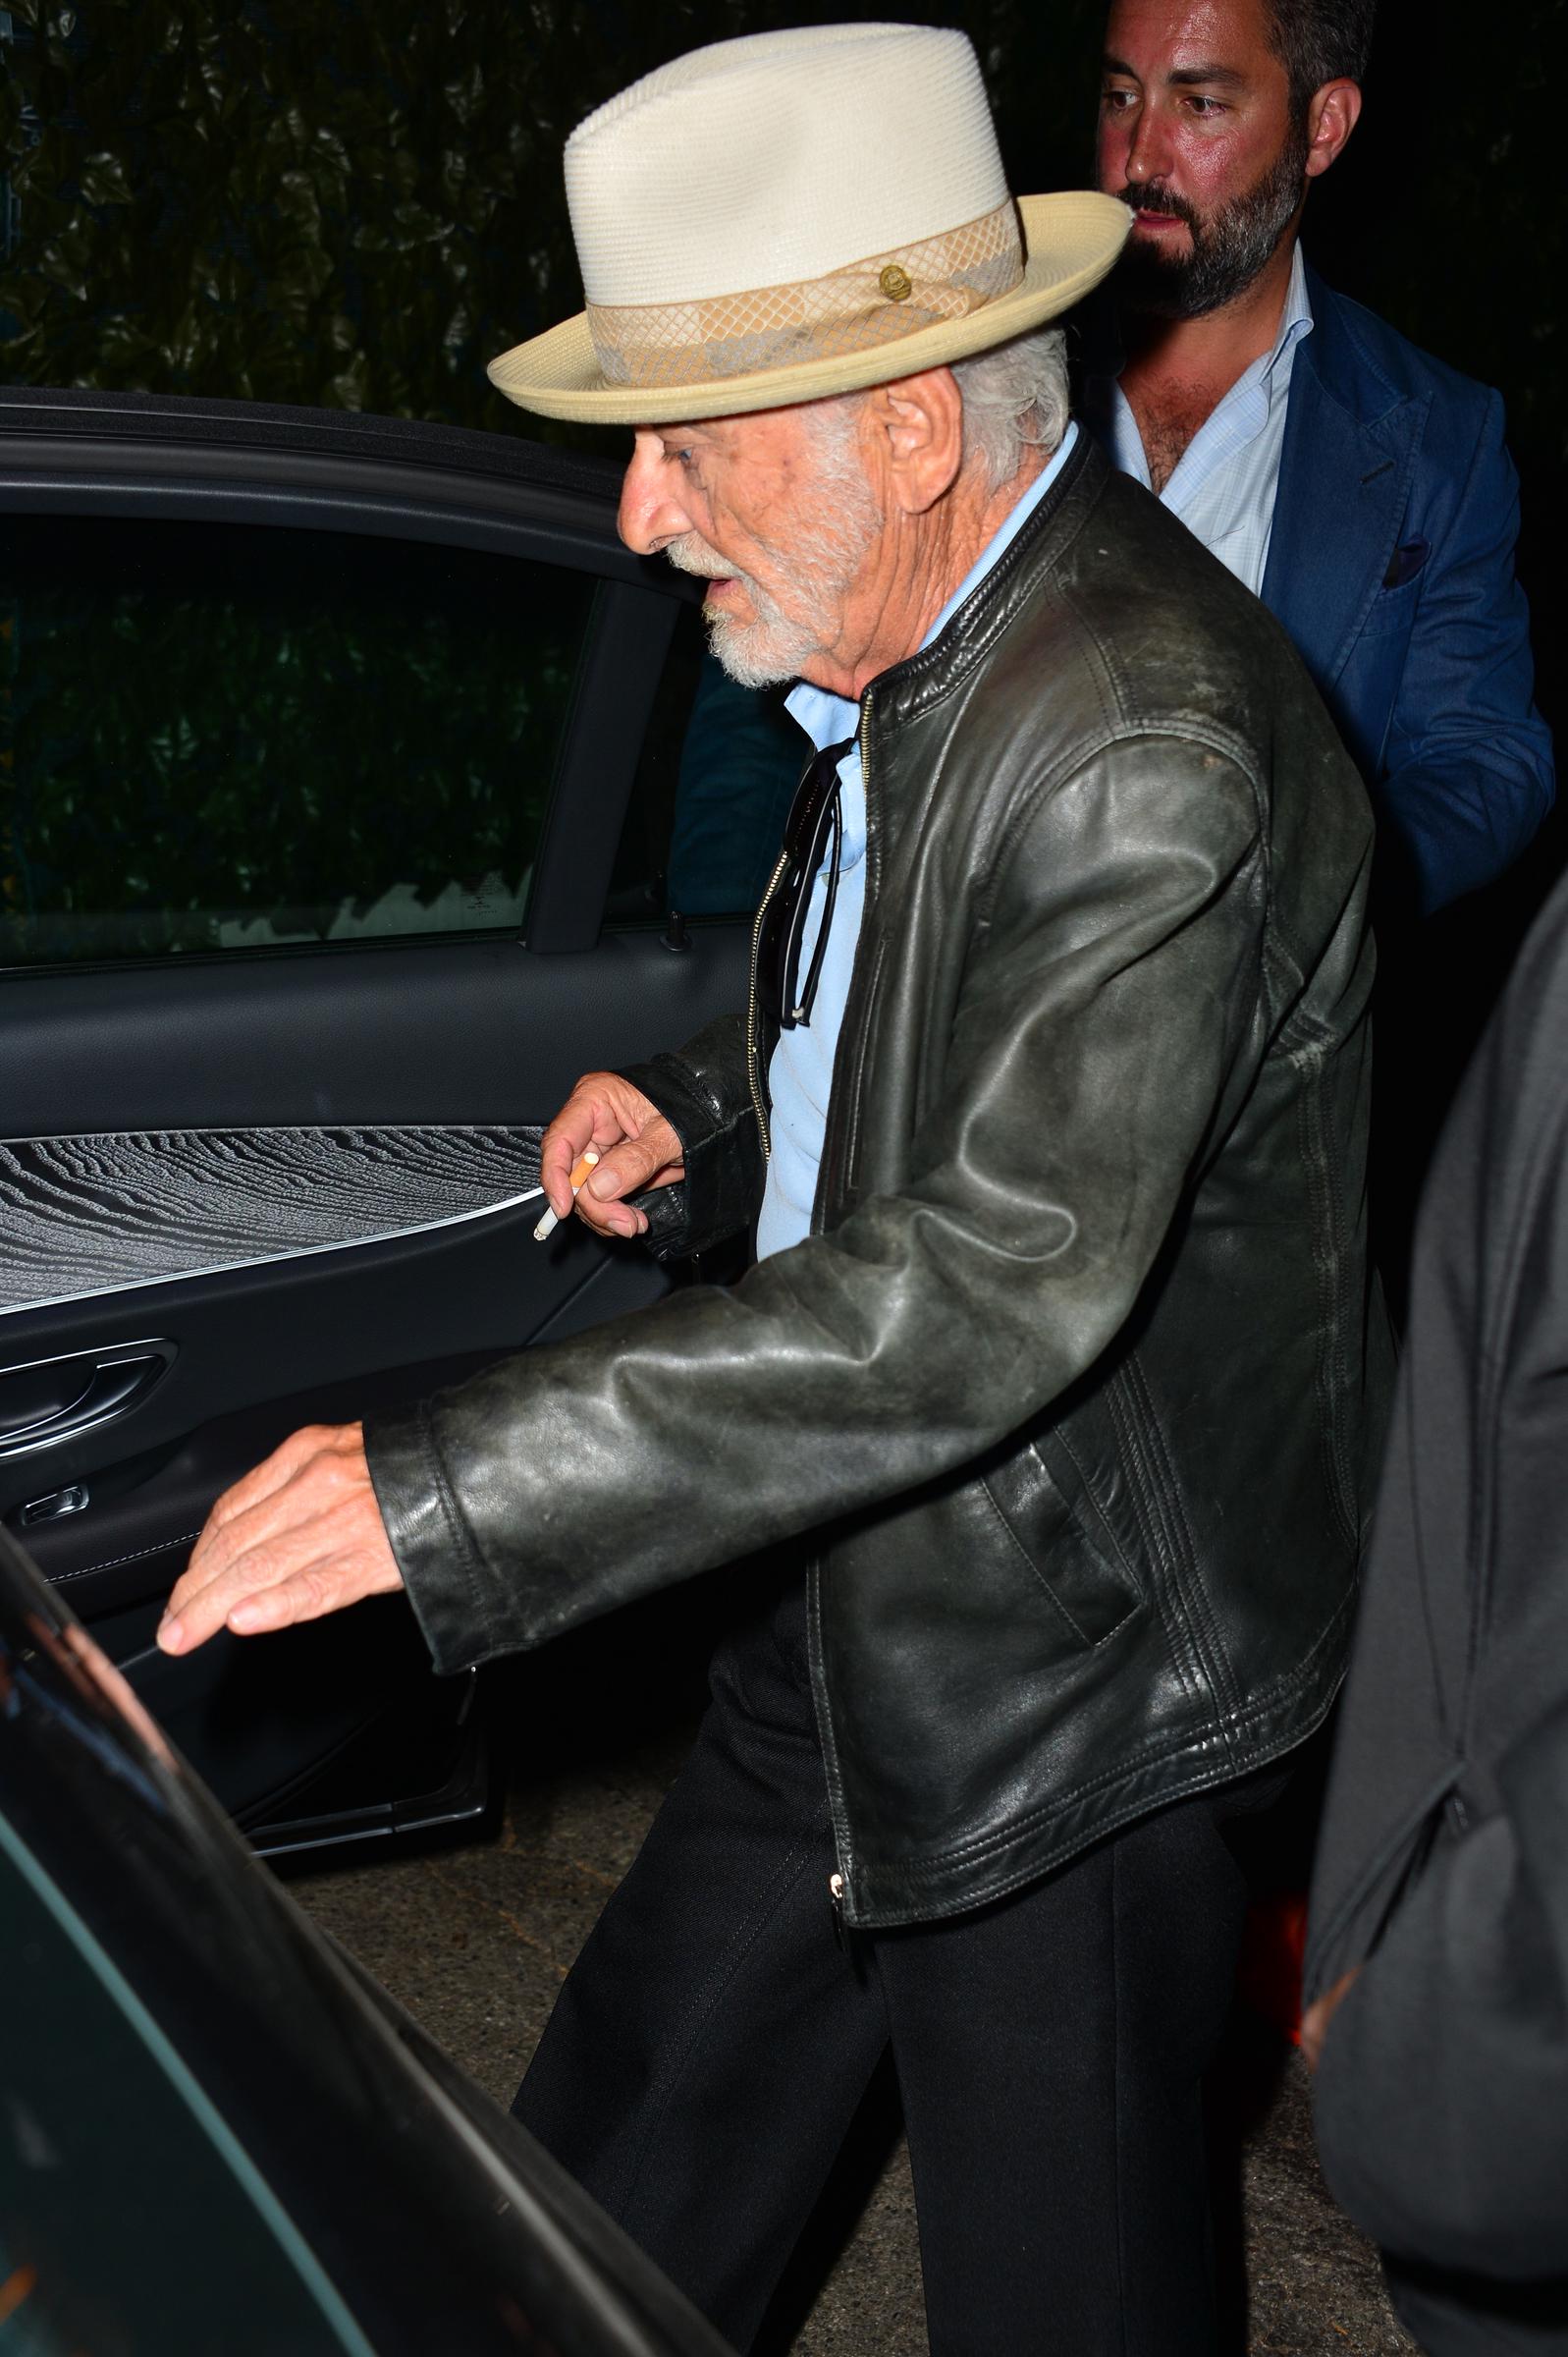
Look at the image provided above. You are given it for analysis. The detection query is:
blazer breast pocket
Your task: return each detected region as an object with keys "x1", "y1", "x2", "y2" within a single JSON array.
[
  {"x1": 1354, "y1": 555, "x2": 1430, "y2": 699},
  {"x1": 1382, "y1": 533, "x2": 1431, "y2": 591},
  {"x1": 1361, "y1": 534, "x2": 1431, "y2": 639}
]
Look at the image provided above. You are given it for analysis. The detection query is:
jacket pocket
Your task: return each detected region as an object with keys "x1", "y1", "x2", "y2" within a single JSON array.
[
  {"x1": 980, "y1": 1428, "x2": 1143, "y2": 1647},
  {"x1": 1380, "y1": 533, "x2": 1431, "y2": 591},
  {"x1": 1361, "y1": 558, "x2": 1427, "y2": 637}
]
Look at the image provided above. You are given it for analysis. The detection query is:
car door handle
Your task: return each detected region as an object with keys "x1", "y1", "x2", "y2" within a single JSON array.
[{"x1": 0, "y1": 1341, "x2": 177, "y2": 1460}]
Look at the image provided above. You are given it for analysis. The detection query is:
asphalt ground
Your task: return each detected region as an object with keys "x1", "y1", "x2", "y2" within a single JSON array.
[{"x1": 287, "y1": 1586, "x2": 1416, "y2": 2357}]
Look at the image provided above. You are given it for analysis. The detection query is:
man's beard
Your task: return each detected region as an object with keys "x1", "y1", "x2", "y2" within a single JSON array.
[
  {"x1": 1113, "y1": 123, "x2": 1310, "y2": 321},
  {"x1": 665, "y1": 427, "x2": 883, "y2": 690}
]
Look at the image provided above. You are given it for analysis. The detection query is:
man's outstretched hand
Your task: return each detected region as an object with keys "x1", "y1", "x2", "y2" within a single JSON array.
[
  {"x1": 157, "y1": 1422, "x2": 403, "y2": 1657},
  {"x1": 541, "y1": 1071, "x2": 684, "y2": 1239},
  {"x1": 156, "y1": 1073, "x2": 680, "y2": 1656}
]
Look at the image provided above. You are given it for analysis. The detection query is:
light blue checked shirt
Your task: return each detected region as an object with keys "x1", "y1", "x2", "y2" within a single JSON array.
[
  {"x1": 1086, "y1": 242, "x2": 1313, "y2": 596},
  {"x1": 755, "y1": 423, "x2": 1080, "y2": 1263}
]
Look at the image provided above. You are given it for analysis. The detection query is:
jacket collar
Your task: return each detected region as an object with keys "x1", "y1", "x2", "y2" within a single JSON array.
[
  {"x1": 1260, "y1": 263, "x2": 1429, "y2": 692},
  {"x1": 862, "y1": 425, "x2": 1105, "y2": 740}
]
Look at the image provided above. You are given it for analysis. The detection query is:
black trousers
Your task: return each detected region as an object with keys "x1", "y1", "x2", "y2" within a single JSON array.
[{"x1": 514, "y1": 1577, "x2": 1253, "y2": 2355}]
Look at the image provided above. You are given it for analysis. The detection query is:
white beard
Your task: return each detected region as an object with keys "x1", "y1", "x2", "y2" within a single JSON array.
[{"x1": 665, "y1": 432, "x2": 882, "y2": 689}]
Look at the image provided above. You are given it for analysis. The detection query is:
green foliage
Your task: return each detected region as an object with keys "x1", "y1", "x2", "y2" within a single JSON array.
[
  {"x1": 0, "y1": 0, "x2": 1106, "y2": 437},
  {"x1": 0, "y1": 510, "x2": 592, "y2": 959}
]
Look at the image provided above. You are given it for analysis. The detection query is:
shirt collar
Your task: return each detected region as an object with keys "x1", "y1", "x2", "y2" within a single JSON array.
[
  {"x1": 1263, "y1": 240, "x2": 1314, "y2": 383},
  {"x1": 1085, "y1": 243, "x2": 1312, "y2": 492},
  {"x1": 786, "y1": 419, "x2": 1080, "y2": 753}
]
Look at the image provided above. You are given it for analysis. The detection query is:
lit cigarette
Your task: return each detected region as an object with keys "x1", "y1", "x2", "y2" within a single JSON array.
[{"x1": 532, "y1": 1149, "x2": 601, "y2": 1241}]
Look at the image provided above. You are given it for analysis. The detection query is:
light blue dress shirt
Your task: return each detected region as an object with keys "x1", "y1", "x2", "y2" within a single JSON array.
[
  {"x1": 1085, "y1": 243, "x2": 1313, "y2": 596},
  {"x1": 755, "y1": 421, "x2": 1080, "y2": 1262}
]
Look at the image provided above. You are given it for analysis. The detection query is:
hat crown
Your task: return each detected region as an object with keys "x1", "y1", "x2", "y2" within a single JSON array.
[{"x1": 565, "y1": 24, "x2": 1010, "y2": 309}]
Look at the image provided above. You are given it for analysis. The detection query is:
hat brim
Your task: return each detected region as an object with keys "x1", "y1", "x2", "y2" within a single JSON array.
[{"x1": 487, "y1": 192, "x2": 1130, "y2": 425}]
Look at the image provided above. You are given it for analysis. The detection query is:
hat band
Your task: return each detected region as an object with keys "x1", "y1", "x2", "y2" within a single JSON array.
[{"x1": 585, "y1": 200, "x2": 1023, "y2": 391}]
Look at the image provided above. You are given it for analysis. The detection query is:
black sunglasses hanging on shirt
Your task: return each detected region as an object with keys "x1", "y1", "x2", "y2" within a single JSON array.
[{"x1": 755, "y1": 735, "x2": 857, "y2": 1033}]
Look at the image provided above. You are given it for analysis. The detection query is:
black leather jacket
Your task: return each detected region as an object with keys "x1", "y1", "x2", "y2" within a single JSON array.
[{"x1": 367, "y1": 434, "x2": 1394, "y2": 1929}]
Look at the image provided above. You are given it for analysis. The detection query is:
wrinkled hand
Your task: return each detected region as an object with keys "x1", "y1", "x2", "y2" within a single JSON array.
[
  {"x1": 157, "y1": 1422, "x2": 403, "y2": 1657},
  {"x1": 1299, "y1": 1967, "x2": 1362, "y2": 2071},
  {"x1": 541, "y1": 1070, "x2": 684, "y2": 1239}
]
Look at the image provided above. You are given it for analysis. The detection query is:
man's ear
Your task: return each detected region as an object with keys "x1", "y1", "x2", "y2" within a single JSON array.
[
  {"x1": 864, "y1": 368, "x2": 965, "y2": 515},
  {"x1": 1304, "y1": 79, "x2": 1362, "y2": 180}
]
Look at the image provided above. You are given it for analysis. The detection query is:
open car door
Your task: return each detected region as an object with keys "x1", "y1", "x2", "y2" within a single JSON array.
[{"x1": 0, "y1": 387, "x2": 798, "y2": 1854}]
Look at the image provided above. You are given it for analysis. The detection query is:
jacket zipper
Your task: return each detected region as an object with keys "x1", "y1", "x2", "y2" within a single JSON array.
[
  {"x1": 746, "y1": 845, "x2": 790, "y2": 1160},
  {"x1": 854, "y1": 702, "x2": 873, "y2": 897},
  {"x1": 809, "y1": 703, "x2": 877, "y2": 1932}
]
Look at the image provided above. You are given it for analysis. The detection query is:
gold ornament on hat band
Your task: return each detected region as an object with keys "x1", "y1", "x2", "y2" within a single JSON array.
[{"x1": 586, "y1": 200, "x2": 1023, "y2": 390}]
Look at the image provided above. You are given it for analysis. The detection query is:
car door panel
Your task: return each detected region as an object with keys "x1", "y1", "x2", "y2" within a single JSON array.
[
  {"x1": 0, "y1": 929, "x2": 751, "y2": 1482},
  {"x1": 5, "y1": 1213, "x2": 685, "y2": 1581},
  {"x1": 0, "y1": 931, "x2": 748, "y2": 1136},
  {"x1": 0, "y1": 936, "x2": 750, "y2": 1835},
  {"x1": 12, "y1": 1197, "x2": 682, "y2": 1848}
]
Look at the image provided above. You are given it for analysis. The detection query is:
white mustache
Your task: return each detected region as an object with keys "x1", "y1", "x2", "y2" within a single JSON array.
[{"x1": 665, "y1": 536, "x2": 734, "y2": 582}]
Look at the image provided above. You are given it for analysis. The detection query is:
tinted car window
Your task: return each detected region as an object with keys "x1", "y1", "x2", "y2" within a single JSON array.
[
  {"x1": 0, "y1": 1831, "x2": 361, "y2": 2355},
  {"x1": 0, "y1": 514, "x2": 595, "y2": 964}
]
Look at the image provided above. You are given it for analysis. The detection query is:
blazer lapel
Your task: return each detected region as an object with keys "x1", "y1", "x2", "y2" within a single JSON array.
[{"x1": 1262, "y1": 274, "x2": 1427, "y2": 694}]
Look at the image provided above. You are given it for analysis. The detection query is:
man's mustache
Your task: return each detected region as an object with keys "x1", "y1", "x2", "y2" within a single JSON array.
[
  {"x1": 1118, "y1": 183, "x2": 1200, "y2": 233},
  {"x1": 666, "y1": 535, "x2": 731, "y2": 581}
]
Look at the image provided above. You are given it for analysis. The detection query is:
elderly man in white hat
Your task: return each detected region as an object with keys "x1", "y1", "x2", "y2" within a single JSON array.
[{"x1": 161, "y1": 24, "x2": 1392, "y2": 2349}]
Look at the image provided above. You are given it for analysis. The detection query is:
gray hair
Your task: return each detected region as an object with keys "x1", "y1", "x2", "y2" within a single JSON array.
[
  {"x1": 950, "y1": 326, "x2": 1071, "y2": 492},
  {"x1": 805, "y1": 323, "x2": 1070, "y2": 498}
]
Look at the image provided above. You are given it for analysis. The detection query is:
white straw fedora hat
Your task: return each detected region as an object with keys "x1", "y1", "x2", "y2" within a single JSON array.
[{"x1": 488, "y1": 23, "x2": 1131, "y2": 424}]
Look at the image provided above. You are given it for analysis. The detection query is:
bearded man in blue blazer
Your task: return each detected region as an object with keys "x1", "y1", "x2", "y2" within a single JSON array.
[{"x1": 1087, "y1": 0, "x2": 1553, "y2": 918}]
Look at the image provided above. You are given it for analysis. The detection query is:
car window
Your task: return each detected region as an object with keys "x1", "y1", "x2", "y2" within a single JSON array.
[
  {"x1": 0, "y1": 1826, "x2": 364, "y2": 2355},
  {"x1": 0, "y1": 512, "x2": 595, "y2": 965},
  {"x1": 606, "y1": 605, "x2": 804, "y2": 929}
]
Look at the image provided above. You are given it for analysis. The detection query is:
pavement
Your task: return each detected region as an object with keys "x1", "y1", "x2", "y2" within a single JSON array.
[{"x1": 287, "y1": 1588, "x2": 1415, "y2": 2356}]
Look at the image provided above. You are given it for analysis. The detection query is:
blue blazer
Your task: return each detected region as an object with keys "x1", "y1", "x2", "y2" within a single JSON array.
[{"x1": 1261, "y1": 268, "x2": 1554, "y2": 914}]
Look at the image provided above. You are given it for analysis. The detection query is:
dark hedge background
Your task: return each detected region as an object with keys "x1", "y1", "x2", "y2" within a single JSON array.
[
  {"x1": 2, "y1": 0, "x2": 1560, "y2": 464},
  {"x1": 1, "y1": 0, "x2": 1562, "y2": 921}
]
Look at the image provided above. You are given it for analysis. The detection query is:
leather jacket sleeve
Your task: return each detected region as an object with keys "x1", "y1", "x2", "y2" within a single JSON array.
[
  {"x1": 617, "y1": 1009, "x2": 761, "y2": 1262},
  {"x1": 364, "y1": 731, "x2": 1271, "y2": 1675}
]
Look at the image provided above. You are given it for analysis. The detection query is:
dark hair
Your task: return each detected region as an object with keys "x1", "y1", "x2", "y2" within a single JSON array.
[{"x1": 1261, "y1": 0, "x2": 1377, "y2": 116}]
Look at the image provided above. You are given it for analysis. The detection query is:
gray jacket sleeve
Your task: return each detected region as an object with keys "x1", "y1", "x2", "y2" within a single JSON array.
[
  {"x1": 1306, "y1": 857, "x2": 1568, "y2": 2316},
  {"x1": 1313, "y1": 1696, "x2": 1568, "y2": 2283}
]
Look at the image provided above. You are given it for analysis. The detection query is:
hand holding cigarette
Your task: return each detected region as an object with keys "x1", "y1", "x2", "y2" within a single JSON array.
[
  {"x1": 533, "y1": 1150, "x2": 601, "y2": 1240},
  {"x1": 535, "y1": 1071, "x2": 687, "y2": 1241}
]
